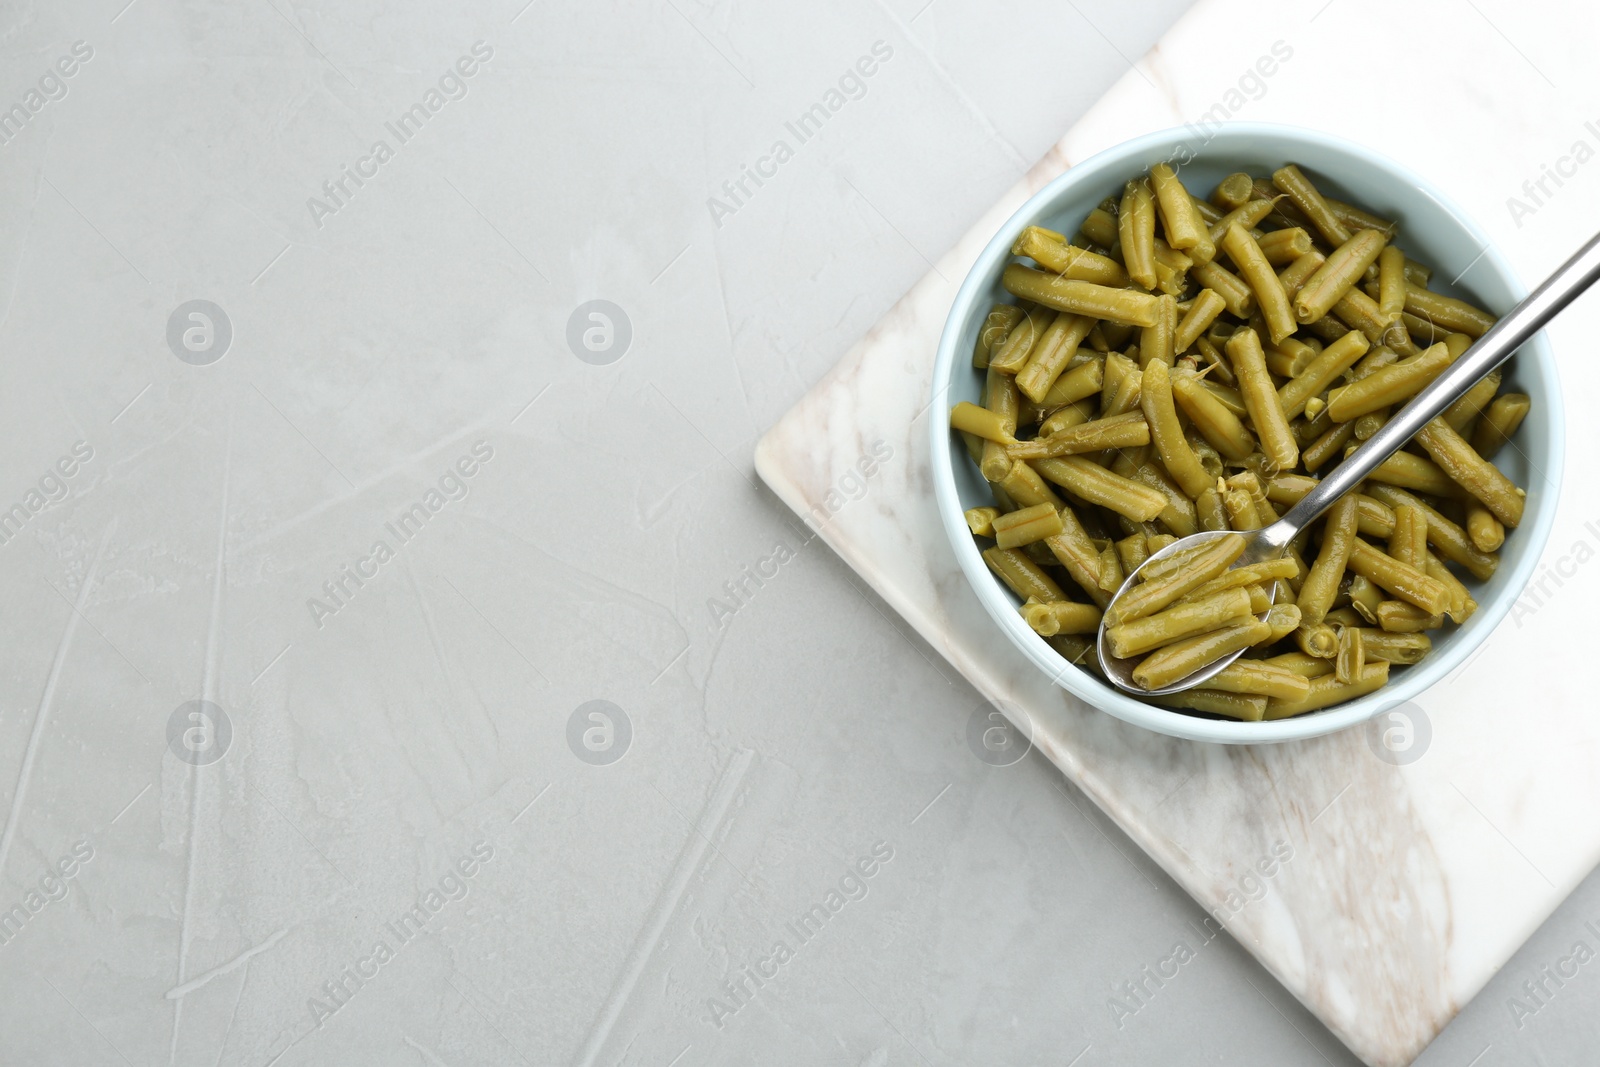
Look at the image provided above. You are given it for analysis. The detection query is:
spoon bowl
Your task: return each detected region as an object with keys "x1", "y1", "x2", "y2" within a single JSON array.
[{"x1": 1096, "y1": 529, "x2": 1283, "y2": 695}]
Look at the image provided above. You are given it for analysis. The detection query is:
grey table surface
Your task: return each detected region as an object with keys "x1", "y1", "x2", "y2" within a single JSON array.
[{"x1": 0, "y1": 1, "x2": 1596, "y2": 1065}]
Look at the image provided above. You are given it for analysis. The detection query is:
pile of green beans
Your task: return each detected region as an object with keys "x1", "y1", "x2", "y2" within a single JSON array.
[{"x1": 952, "y1": 162, "x2": 1530, "y2": 722}]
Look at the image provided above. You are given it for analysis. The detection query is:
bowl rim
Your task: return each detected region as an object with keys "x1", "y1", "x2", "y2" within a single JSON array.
[{"x1": 929, "y1": 121, "x2": 1565, "y2": 744}]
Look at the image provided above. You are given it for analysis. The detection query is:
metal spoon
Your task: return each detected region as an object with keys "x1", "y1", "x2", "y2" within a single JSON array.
[{"x1": 1098, "y1": 229, "x2": 1600, "y2": 695}]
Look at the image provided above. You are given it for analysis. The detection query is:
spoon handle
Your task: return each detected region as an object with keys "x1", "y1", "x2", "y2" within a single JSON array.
[{"x1": 1262, "y1": 229, "x2": 1600, "y2": 549}]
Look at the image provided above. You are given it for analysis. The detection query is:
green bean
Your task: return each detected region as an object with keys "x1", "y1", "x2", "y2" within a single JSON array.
[
  {"x1": 1149, "y1": 238, "x2": 1193, "y2": 296},
  {"x1": 1257, "y1": 227, "x2": 1313, "y2": 266},
  {"x1": 1098, "y1": 358, "x2": 1142, "y2": 419},
  {"x1": 1294, "y1": 229, "x2": 1388, "y2": 323},
  {"x1": 1263, "y1": 334, "x2": 1320, "y2": 378},
  {"x1": 964, "y1": 507, "x2": 999, "y2": 538},
  {"x1": 1118, "y1": 459, "x2": 1201, "y2": 538},
  {"x1": 1222, "y1": 223, "x2": 1296, "y2": 344},
  {"x1": 1105, "y1": 532, "x2": 1245, "y2": 627},
  {"x1": 1194, "y1": 338, "x2": 1240, "y2": 390},
  {"x1": 1179, "y1": 558, "x2": 1299, "y2": 603},
  {"x1": 1021, "y1": 599, "x2": 1101, "y2": 636},
  {"x1": 960, "y1": 430, "x2": 985, "y2": 466},
  {"x1": 1002, "y1": 265, "x2": 1161, "y2": 326},
  {"x1": 1154, "y1": 688, "x2": 1268, "y2": 721},
  {"x1": 1357, "y1": 629, "x2": 1431, "y2": 664},
  {"x1": 1190, "y1": 258, "x2": 1255, "y2": 317},
  {"x1": 974, "y1": 304, "x2": 1025, "y2": 369},
  {"x1": 1133, "y1": 618, "x2": 1272, "y2": 690},
  {"x1": 1377, "y1": 245, "x2": 1407, "y2": 324},
  {"x1": 1006, "y1": 411, "x2": 1150, "y2": 460},
  {"x1": 1346, "y1": 574, "x2": 1384, "y2": 623},
  {"x1": 1106, "y1": 586, "x2": 1255, "y2": 659},
  {"x1": 1049, "y1": 633, "x2": 1100, "y2": 671},
  {"x1": 1174, "y1": 289, "x2": 1226, "y2": 353},
  {"x1": 989, "y1": 304, "x2": 1055, "y2": 373},
  {"x1": 1375, "y1": 600, "x2": 1443, "y2": 632},
  {"x1": 1294, "y1": 622, "x2": 1339, "y2": 658},
  {"x1": 984, "y1": 546, "x2": 1065, "y2": 602},
  {"x1": 1138, "y1": 358, "x2": 1213, "y2": 497},
  {"x1": 993, "y1": 502, "x2": 1065, "y2": 549},
  {"x1": 1472, "y1": 393, "x2": 1531, "y2": 459},
  {"x1": 1080, "y1": 207, "x2": 1119, "y2": 249},
  {"x1": 1277, "y1": 250, "x2": 1325, "y2": 302},
  {"x1": 1033, "y1": 456, "x2": 1169, "y2": 522},
  {"x1": 1264, "y1": 661, "x2": 1389, "y2": 718},
  {"x1": 1038, "y1": 354, "x2": 1105, "y2": 409},
  {"x1": 1186, "y1": 426, "x2": 1228, "y2": 484},
  {"x1": 1277, "y1": 329, "x2": 1369, "y2": 419},
  {"x1": 1262, "y1": 651, "x2": 1334, "y2": 677},
  {"x1": 1011, "y1": 227, "x2": 1130, "y2": 286},
  {"x1": 1401, "y1": 310, "x2": 1448, "y2": 346},
  {"x1": 1298, "y1": 493, "x2": 1358, "y2": 626},
  {"x1": 1207, "y1": 197, "x2": 1278, "y2": 247},
  {"x1": 1044, "y1": 528, "x2": 1112, "y2": 608},
  {"x1": 997, "y1": 458, "x2": 1063, "y2": 510},
  {"x1": 1196, "y1": 486, "x2": 1229, "y2": 532},
  {"x1": 1334, "y1": 625, "x2": 1365, "y2": 685},
  {"x1": 1099, "y1": 350, "x2": 1135, "y2": 413},
  {"x1": 1099, "y1": 541, "x2": 1125, "y2": 593},
  {"x1": 1150, "y1": 163, "x2": 1214, "y2": 263},
  {"x1": 1442, "y1": 365, "x2": 1499, "y2": 433},
  {"x1": 1116, "y1": 532, "x2": 1151, "y2": 575},
  {"x1": 1037, "y1": 397, "x2": 1097, "y2": 438},
  {"x1": 1388, "y1": 505, "x2": 1428, "y2": 570},
  {"x1": 1272, "y1": 165, "x2": 1352, "y2": 246},
  {"x1": 1364, "y1": 484, "x2": 1496, "y2": 580},
  {"x1": 1303, "y1": 420, "x2": 1355, "y2": 472},
  {"x1": 1172, "y1": 372, "x2": 1255, "y2": 461},
  {"x1": 1334, "y1": 286, "x2": 1409, "y2": 350},
  {"x1": 1119, "y1": 178, "x2": 1157, "y2": 289},
  {"x1": 1211, "y1": 172, "x2": 1255, "y2": 211},
  {"x1": 1222, "y1": 487, "x2": 1260, "y2": 530},
  {"x1": 1207, "y1": 659, "x2": 1311, "y2": 701},
  {"x1": 1015, "y1": 313, "x2": 1096, "y2": 402},
  {"x1": 1328, "y1": 606, "x2": 1367, "y2": 628},
  {"x1": 1403, "y1": 283, "x2": 1496, "y2": 338},
  {"x1": 1227, "y1": 327, "x2": 1299, "y2": 472},
  {"x1": 1326, "y1": 197, "x2": 1398, "y2": 238},
  {"x1": 1140, "y1": 293, "x2": 1177, "y2": 367},
  {"x1": 1263, "y1": 603, "x2": 1303, "y2": 643},
  {"x1": 1414, "y1": 416, "x2": 1525, "y2": 526},
  {"x1": 1347, "y1": 538, "x2": 1452, "y2": 615},
  {"x1": 1198, "y1": 378, "x2": 1247, "y2": 418},
  {"x1": 1426, "y1": 550, "x2": 1476, "y2": 624},
  {"x1": 950, "y1": 401, "x2": 1012, "y2": 443},
  {"x1": 1365, "y1": 450, "x2": 1460, "y2": 497},
  {"x1": 1326, "y1": 341, "x2": 1453, "y2": 421},
  {"x1": 979, "y1": 441, "x2": 1011, "y2": 482}
]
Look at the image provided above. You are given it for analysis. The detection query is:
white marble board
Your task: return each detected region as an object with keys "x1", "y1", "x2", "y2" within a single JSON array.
[{"x1": 755, "y1": 1, "x2": 1600, "y2": 1063}]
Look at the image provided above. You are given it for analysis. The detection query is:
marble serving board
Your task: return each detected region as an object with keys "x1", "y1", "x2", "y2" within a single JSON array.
[{"x1": 754, "y1": 1, "x2": 1600, "y2": 1063}]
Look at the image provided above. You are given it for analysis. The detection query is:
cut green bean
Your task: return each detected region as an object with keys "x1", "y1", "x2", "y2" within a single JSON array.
[
  {"x1": 1002, "y1": 265, "x2": 1161, "y2": 326},
  {"x1": 1294, "y1": 229, "x2": 1388, "y2": 324},
  {"x1": 1119, "y1": 178, "x2": 1157, "y2": 289},
  {"x1": 1272, "y1": 165, "x2": 1352, "y2": 246},
  {"x1": 1222, "y1": 223, "x2": 1296, "y2": 344}
]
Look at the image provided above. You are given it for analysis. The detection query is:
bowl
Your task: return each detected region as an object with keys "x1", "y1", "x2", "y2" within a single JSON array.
[{"x1": 929, "y1": 123, "x2": 1564, "y2": 744}]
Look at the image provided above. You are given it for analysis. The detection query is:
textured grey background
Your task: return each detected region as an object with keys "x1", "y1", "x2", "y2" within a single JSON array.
[{"x1": 0, "y1": 0, "x2": 1595, "y2": 1064}]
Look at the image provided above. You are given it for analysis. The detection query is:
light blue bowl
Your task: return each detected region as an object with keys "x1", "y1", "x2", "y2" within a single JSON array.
[{"x1": 930, "y1": 123, "x2": 1564, "y2": 744}]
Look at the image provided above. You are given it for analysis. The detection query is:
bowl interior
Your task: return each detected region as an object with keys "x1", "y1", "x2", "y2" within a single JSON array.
[{"x1": 933, "y1": 123, "x2": 1563, "y2": 744}]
